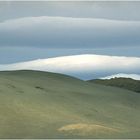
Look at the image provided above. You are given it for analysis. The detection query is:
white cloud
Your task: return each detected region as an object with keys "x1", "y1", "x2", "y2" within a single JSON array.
[{"x1": 0, "y1": 54, "x2": 140, "y2": 80}]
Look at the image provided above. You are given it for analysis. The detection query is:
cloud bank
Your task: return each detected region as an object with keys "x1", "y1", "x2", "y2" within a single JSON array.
[
  {"x1": 0, "y1": 54, "x2": 140, "y2": 80},
  {"x1": 0, "y1": 16, "x2": 140, "y2": 48}
]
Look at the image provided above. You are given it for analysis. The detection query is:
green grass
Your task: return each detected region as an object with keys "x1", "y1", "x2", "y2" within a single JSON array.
[
  {"x1": 0, "y1": 70, "x2": 140, "y2": 138},
  {"x1": 89, "y1": 77, "x2": 140, "y2": 93}
]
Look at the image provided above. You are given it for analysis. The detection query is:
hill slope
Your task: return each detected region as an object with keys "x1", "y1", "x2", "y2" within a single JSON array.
[
  {"x1": 89, "y1": 78, "x2": 140, "y2": 93},
  {"x1": 0, "y1": 70, "x2": 140, "y2": 138}
]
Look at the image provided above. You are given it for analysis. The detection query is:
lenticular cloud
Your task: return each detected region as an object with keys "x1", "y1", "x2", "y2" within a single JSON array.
[
  {"x1": 0, "y1": 54, "x2": 140, "y2": 80},
  {"x1": 0, "y1": 16, "x2": 140, "y2": 47}
]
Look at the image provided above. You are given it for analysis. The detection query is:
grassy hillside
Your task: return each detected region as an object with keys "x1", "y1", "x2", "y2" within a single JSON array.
[
  {"x1": 0, "y1": 70, "x2": 140, "y2": 138},
  {"x1": 89, "y1": 78, "x2": 140, "y2": 93}
]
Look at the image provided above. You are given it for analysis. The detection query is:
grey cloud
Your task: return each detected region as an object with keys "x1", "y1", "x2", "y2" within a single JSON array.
[
  {"x1": 1, "y1": 1, "x2": 140, "y2": 21},
  {"x1": 0, "y1": 16, "x2": 140, "y2": 48}
]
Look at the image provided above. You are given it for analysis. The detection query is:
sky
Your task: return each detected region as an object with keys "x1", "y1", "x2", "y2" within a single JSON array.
[
  {"x1": 0, "y1": 1, "x2": 140, "y2": 64},
  {"x1": 0, "y1": 1, "x2": 140, "y2": 80}
]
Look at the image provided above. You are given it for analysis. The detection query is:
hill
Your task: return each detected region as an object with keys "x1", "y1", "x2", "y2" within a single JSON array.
[
  {"x1": 89, "y1": 78, "x2": 140, "y2": 93},
  {"x1": 0, "y1": 70, "x2": 140, "y2": 138}
]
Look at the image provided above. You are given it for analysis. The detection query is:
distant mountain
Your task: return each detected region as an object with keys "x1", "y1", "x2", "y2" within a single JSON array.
[
  {"x1": 89, "y1": 77, "x2": 140, "y2": 93},
  {"x1": 0, "y1": 54, "x2": 140, "y2": 80},
  {"x1": 101, "y1": 73, "x2": 140, "y2": 80},
  {"x1": 0, "y1": 70, "x2": 140, "y2": 138}
]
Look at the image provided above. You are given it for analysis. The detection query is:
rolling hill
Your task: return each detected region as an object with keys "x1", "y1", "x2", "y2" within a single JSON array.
[
  {"x1": 89, "y1": 78, "x2": 140, "y2": 93},
  {"x1": 0, "y1": 70, "x2": 140, "y2": 138}
]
